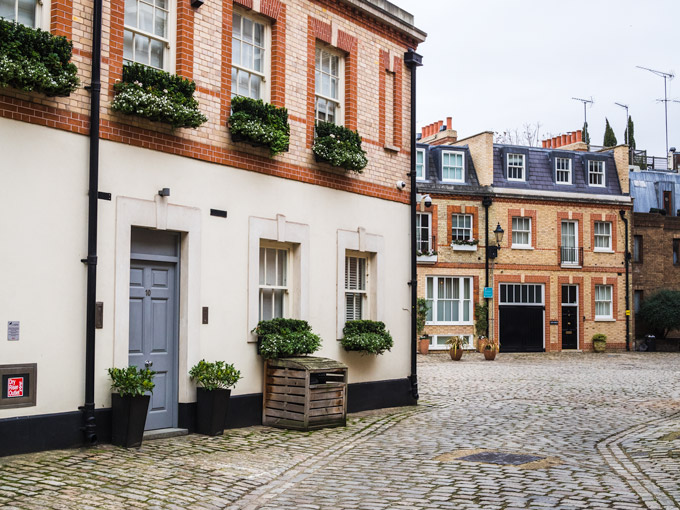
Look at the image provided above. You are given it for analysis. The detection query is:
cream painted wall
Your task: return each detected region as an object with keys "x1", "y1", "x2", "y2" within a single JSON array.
[{"x1": 1, "y1": 120, "x2": 412, "y2": 419}]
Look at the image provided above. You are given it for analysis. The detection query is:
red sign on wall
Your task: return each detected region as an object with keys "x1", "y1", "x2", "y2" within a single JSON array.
[{"x1": 7, "y1": 377, "x2": 24, "y2": 398}]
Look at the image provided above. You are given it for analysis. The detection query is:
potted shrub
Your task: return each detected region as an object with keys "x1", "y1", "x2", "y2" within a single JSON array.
[
  {"x1": 592, "y1": 333, "x2": 607, "y2": 353},
  {"x1": 446, "y1": 336, "x2": 465, "y2": 361},
  {"x1": 228, "y1": 95, "x2": 290, "y2": 155},
  {"x1": 0, "y1": 19, "x2": 79, "y2": 96},
  {"x1": 312, "y1": 121, "x2": 368, "y2": 172},
  {"x1": 482, "y1": 339, "x2": 499, "y2": 361},
  {"x1": 416, "y1": 298, "x2": 430, "y2": 355},
  {"x1": 341, "y1": 320, "x2": 393, "y2": 355},
  {"x1": 111, "y1": 63, "x2": 207, "y2": 128},
  {"x1": 189, "y1": 360, "x2": 241, "y2": 436},
  {"x1": 108, "y1": 366, "x2": 155, "y2": 448},
  {"x1": 253, "y1": 318, "x2": 322, "y2": 360}
]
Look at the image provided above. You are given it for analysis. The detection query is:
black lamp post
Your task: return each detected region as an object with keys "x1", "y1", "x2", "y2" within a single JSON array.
[{"x1": 488, "y1": 223, "x2": 504, "y2": 259}]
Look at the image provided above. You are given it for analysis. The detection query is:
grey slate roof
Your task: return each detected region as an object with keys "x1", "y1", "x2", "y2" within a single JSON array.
[
  {"x1": 492, "y1": 144, "x2": 623, "y2": 196},
  {"x1": 416, "y1": 142, "x2": 487, "y2": 194},
  {"x1": 630, "y1": 170, "x2": 680, "y2": 215}
]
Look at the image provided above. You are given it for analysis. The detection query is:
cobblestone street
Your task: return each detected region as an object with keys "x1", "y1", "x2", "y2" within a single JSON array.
[{"x1": 1, "y1": 352, "x2": 680, "y2": 509}]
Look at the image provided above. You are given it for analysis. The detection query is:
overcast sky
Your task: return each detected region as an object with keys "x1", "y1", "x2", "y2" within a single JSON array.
[{"x1": 395, "y1": 0, "x2": 680, "y2": 156}]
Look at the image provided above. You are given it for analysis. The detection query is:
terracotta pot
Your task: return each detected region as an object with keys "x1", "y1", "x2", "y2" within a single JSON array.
[
  {"x1": 483, "y1": 348, "x2": 497, "y2": 361},
  {"x1": 418, "y1": 337, "x2": 430, "y2": 355},
  {"x1": 450, "y1": 346, "x2": 463, "y2": 361},
  {"x1": 593, "y1": 340, "x2": 606, "y2": 353}
]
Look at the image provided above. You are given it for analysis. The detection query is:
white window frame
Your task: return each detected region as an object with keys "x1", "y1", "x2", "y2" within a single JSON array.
[
  {"x1": 429, "y1": 334, "x2": 474, "y2": 351},
  {"x1": 595, "y1": 284, "x2": 613, "y2": 320},
  {"x1": 344, "y1": 253, "x2": 367, "y2": 321},
  {"x1": 231, "y1": 9, "x2": 270, "y2": 101},
  {"x1": 425, "y1": 276, "x2": 473, "y2": 325},
  {"x1": 507, "y1": 153, "x2": 525, "y2": 181},
  {"x1": 416, "y1": 212, "x2": 432, "y2": 253},
  {"x1": 593, "y1": 221, "x2": 613, "y2": 252},
  {"x1": 588, "y1": 160, "x2": 606, "y2": 187},
  {"x1": 441, "y1": 151, "x2": 465, "y2": 183},
  {"x1": 258, "y1": 243, "x2": 290, "y2": 321},
  {"x1": 315, "y1": 45, "x2": 344, "y2": 125},
  {"x1": 561, "y1": 220, "x2": 579, "y2": 266},
  {"x1": 0, "y1": 0, "x2": 48, "y2": 28},
  {"x1": 555, "y1": 157, "x2": 572, "y2": 185},
  {"x1": 451, "y1": 213, "x2": 473, "y2": 242},
  {"x1": 416, "y1": 148, "x2": 426, "y2": 181},
  {"x1": 123, "y1": 0, "x2": 176, "y2": 71},
  {"x1": 511, "y1": 217, "x2": 532, "y2": 248}
]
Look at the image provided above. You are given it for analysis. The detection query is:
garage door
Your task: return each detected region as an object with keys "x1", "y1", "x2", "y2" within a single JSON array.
[{"x1": 499, "y1": 284, "x2": 544, "y2": 352}]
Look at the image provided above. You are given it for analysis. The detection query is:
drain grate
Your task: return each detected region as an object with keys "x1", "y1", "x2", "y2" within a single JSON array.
[{"x1": 458, "y1": 452, "x2": 544, "y2": 465}]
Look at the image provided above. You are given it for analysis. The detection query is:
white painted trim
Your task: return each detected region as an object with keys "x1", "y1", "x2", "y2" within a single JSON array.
[
  {"x1": 336, "y1": 228, "x2": 384, "y2": 338},
  {"x1": 492, "y1": 187, "x2": 632, "y2": 203},
  {"x1": 451, "y1": 244, "x2": 477, "y2": 251},
  {"x1": 506, "y1": 153, "x2": 526, "y2": 182},
  {"x1": 441, "y1": 150, "x2": 465, "y2": 183},
  {"x1": 114, "y1": 195, "x2": 202, "y2": 404},
  {"x1": 248, "y1": 215, "x2": 310, "y2": 341}
]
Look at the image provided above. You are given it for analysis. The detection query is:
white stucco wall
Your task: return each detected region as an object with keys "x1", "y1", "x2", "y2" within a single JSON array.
[{"x1": 0, "y1": 120, "x2": 412, "y2": 419}]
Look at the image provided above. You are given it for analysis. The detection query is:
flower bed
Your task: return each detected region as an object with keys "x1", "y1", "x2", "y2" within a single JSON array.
[
  {"x1": 111, "y1": 63, "x2": 207, "y2": 128},
  {"x1": 341, "y1": 320, "x2": 393, "y2": 355},
  {"x1": 0, "y1": 19, "x2": 79, "y2": 96},
  {"x1": 228, "y1": 95, "x2": 289, "y2": 156},
  {"x1": 312, "y1": 121, "x2": 368, "y2": 172}
]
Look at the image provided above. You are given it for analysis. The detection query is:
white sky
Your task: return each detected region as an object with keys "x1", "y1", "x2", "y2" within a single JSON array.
[{"x1": 395, "y1": 0, "x2": 680, "y2": 156}]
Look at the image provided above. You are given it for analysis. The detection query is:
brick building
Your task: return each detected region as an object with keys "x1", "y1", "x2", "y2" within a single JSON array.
[
  {"x1": 0, "y1": 0, "x2": 425, "y2": 455},
  {"x1": 416, "y1": 124, "x2": 632, "y2": 353}
]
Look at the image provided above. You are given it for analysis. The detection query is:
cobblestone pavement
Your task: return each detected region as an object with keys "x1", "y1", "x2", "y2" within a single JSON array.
[{"x1": 1, "y1": 352, "x2": 680, "y2": 509}]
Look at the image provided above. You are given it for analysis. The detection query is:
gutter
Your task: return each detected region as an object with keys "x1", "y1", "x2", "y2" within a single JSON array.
[
  {"x1": 619, "y1": 210, "x2": 631, "y2": 351},
  {"x1": 482, "y1": 196, "x2": 492, "y2": 337},
  {"x1": 80, "y1": 0, "x2": 103, "y2": 445},
  {"x1": 405, "y1": 48, "x2": 422, "y2": 401}
]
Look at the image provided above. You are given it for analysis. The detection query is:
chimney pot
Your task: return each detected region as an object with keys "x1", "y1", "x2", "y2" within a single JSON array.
[
  {"x1": 542, "y1": 140, "x2": 547, "y2": 148},
  {"x1": 567, "y1": 133, "x2": 573, "y2": 144},
  {"x1": 552, "y1": 136, "x2": 559, "y2": 148},
  {"x1": 561, "y1": 134, "x2": 567, "y2": 146},
  {"x1": 437, "y1": 120, "x2": 443, "y2": 132},
  {"x1": 576, "y1": 130, "x2": 582, "y2": 142},
  {"x1": 446, "y1": 117, "x2": 452, "y2": 131}
]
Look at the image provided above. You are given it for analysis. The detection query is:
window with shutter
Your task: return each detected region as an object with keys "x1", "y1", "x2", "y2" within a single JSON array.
[{"x1": 345, "y1": 256, "x2": 366, "y2": 321}]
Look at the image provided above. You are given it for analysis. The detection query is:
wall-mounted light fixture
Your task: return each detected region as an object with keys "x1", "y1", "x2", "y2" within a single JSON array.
[
  {"x1": 487, "y1": 222, "x2": 504, "y2": 259},
  {"x1": 158, "y1": 188, "x2": 171, "y2": 197},
  {"x1": 191, "y1": 0, "x2": 204, "y2": 7}
]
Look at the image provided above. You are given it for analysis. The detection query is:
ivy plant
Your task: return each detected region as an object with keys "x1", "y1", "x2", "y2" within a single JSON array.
[
  {"x1": 111, "y1": 63, "x2": 207, "y2": 128},
  {"x1": 108, "y1": 366, "x2": 156, "y2": 397},
  {"x1": 0, "y1": 19, "x2": 79, "y2": 96},
  {"x1": 312, "y1": 121, "x2": 368, "y2": 172},
  {"x1": 253, "y1": 318, "x2": 322, "y2": 360},
  {"x1": 228, "y1": 95, "x2": 290, "y2": 155},
  {"x1": 341, "y1": 320, "x2": 393, "y2": 355},
  {"x1": 189, "y1": 360, "x2": 241, "y2": 391}
]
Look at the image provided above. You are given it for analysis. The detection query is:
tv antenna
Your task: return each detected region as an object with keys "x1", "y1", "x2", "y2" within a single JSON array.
[
  {"x1": 637, "y1": 66, "x2": 674, "y2": 155},
  {"x1": 614, "y1": 102, "x2": 629, "y2": 145},
  {"x1": 572, "y1": 97, "x2": 594, "y2": 138}
]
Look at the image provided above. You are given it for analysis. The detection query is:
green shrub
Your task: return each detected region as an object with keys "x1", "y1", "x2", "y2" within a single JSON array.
[
  {"x1": 0, "y1": 19, "x2": 79, "y2": 96},
  {"x1": 341, "y1": 320, "x2": 393, "y2": 355},
  {"x1": 229, "y1": 95, "x2": 290, "y2": 155},
  {"x1": 638, "y1": 290, "x2": 680, "y2": 338},
  {"x1": 592, "y1": 333, "x2": 607, "y2": 343},
  {"x1": 108, "y1": 366, "x2": 155, "y2": 397},
  {"x1": 253, "y1": 318, "x2": 322, "y2": 360},
  {"x1": 111, "y1": 63, "x2": 207, "y2": 128},
  {"x1": 416, "y1": 298, "x2": 429, "y2": 337},
  {"x1": 312, "y1": 121, "x2": 368, "y2": 172},
  {"x1": 474, "y1": 302, "x2": 488, "y2": 338},
  {"x1": 189, "y1": 360, "x2": 241, "y2": 391}
]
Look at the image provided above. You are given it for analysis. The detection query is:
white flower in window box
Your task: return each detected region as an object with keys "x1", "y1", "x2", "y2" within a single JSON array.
[{"x1": 451, "y1": 239, "x2": 479, "y2": 251}]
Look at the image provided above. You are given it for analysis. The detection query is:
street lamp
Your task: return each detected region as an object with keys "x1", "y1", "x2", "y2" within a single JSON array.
[{"x1": 488, "y1": 223, "x2": 504, "y2": 259}]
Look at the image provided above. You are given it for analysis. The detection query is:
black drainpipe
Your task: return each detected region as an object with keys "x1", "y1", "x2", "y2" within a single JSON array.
[
  {"x1": 482, "y1": 196, "x2": 492, "y2": 337},
  {"x1": 619, "y1": 209, "x2": 631, "y2": 351},
  {"x1": 405, "y1": 49, "x2": 422, "y2": 401},
  {"x1": 80, "y1": 0, "x2": 103, "y2": 445}
]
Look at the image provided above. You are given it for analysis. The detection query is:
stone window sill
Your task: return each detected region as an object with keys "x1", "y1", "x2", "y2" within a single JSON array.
[
  {"x1": 594, "y1": 318, "x2": 616, "y2": 322},
  {"x1": 512, "y1": 245, "x2": 534, "y2": 250}
]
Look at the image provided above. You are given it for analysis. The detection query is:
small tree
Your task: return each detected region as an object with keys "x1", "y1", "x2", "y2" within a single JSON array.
[
  {"x1": 582, "y1": 121, "x2": 590, "y2": 145},
  {"x1": 624, "y1": 116, "x2": 636, "y2": 149},
  {"x1": 638, "y1": 290, "x2": 680, "y2": 338},
  {"x1": 416, "y1": 298, "x2": 429, "y2": 337},
  {"x1": 603, "y1": 118, "x2": 618, "y2": 147},
  {"x1": 474, "y1": 302, "x2": 489, "y2": 338}
]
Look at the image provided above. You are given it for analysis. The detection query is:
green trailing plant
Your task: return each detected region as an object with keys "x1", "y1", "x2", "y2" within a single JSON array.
[
  {"x1": 638, "y1": 290, "x2": 680, "y2": 338},
  {"x1": 475, "y1": 302, "x2": 488, "y2": 338},
  {"x1": 189, "y1": 360, "x2": 241, "y2": 391},
  {"x1": 0, "y1": 19, "x2": 79, "y2": 96},
  {"x1": 416, "y1": 298, "x2": 429, "y2": 337},
  {"x1": 452, "y1": 238, "x2": 479, "y2": 246},
  {"x1": 312, "y1": 121, "x2": 368, "y2": 172},
  {"x1": 341, "y1": 320, "x2": 393, "y2": 355},
  {"x1": 229, "y1": 95, "x2": 290, "y2": 155},
  {"x1": 108, "y1": 366, "x2": 156, "y2": 397},
  {"x1": 254, "y1": 318, "x2": 322, "y2": 360},
  {"x1": 112, "y1": 63, "x2": 207, "y2": 128}
]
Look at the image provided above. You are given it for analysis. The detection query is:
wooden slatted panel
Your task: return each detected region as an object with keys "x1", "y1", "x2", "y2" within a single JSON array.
[{"x1": 310, "y1": 398, "x2": 344, "y2": 409}]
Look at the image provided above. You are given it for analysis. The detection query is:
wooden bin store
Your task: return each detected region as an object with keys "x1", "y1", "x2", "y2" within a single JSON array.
[{"x1": 263, "y1": 357, "x2": 348, "y2": 430}]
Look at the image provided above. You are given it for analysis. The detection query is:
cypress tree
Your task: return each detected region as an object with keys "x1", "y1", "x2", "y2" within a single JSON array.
[
  {"x1": 582, "y1": 121, "x2": 590, "y2": 145},
  {"x1": 624, "y1": 116, "x2": 636, "y2": 149},
  {"x1": 603, "y1": 118, "x2": 617, "y2": 147}
]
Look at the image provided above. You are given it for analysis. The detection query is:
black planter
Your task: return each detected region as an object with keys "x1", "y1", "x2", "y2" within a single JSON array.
[
  {"x1": 196, "y1": 388, "x2": 231, "y2": 436},
  {"x1": 111, "y1": 393, "x2": 150, "y2": 448}
]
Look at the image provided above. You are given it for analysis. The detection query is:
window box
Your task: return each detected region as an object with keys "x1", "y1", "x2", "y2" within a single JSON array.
[
  {"x1": 416, "y1": 253, "x2": 438, "y2": 263},
  {"x1": 341, "y1": 320, "x2": 393, "y2": 355},
  {"x1": 111, "y1": 63, "x2": 207, "y2": 129},
  {"x1": 0, "y1": 19, "x2": 79, "y2": 97},
  {"x1": 229, "y1": 96, "x2": 290, "y2": 156},
  {"x1": 312, "y1": 121, "x2": 368, "y2": 172},
  {"x1": 452, "y1": 243, "x2": 477, "y2": 252}
]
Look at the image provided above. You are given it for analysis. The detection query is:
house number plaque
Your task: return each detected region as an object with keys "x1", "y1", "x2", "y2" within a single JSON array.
[{"x1": 7, "y1": 321, "x2": 19, "y2": 341}]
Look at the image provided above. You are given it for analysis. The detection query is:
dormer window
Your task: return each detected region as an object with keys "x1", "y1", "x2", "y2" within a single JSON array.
[
  {"x1": 416, "y1": 148, "x2": 426, "y2": 181},
  {"x1": 555, "y1": 157, "x2": 572, "y2": 184},
  {"x1": 442, "y1": 151, "x2": 464, "y2": 183},
  {"x1": 588, "y1": 160, "x2": 605, "y2": 187},
  {"x1": 507, "y1": 154, "x2": 525, "y2": 181}
]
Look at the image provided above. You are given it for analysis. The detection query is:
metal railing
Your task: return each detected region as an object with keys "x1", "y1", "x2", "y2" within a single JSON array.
[
  {"x1": 632, "y1": 149, "x2": 673, "y2": 171},
  {"x1": 560, "y1": 246, "x2": 583, "y2": 266}
]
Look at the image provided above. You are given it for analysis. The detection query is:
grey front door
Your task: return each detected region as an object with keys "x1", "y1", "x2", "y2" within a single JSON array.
[{"x1": 129, "y1": 229, "x2": 179, "y2": 431}]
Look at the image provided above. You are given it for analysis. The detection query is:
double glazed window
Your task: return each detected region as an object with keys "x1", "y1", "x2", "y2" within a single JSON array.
[
  {"x1": 512, "y1": 217, "x2": 531, "y2": 247},
  {"x1": 416, "y1": 149, "x2": 426, "y2": 181},
  {"x1": 425, "y1": 276, "x2": 472, "y2": 324},
  {"x1": 451, "y1": 214, "x2": 472, "y2": 242},
  {"x1": 232, "y1": 12, "x2": 268, "y2": 100},
  {"x1": 416, "y1": 213, "x2": 432, "y2": 253},
  {"x1": 0, "y1": 0, "x2": 38, "y2": 27},
  {"x1": 594, "y1": 221, "x2": 612, "y2": 251},
  {"x1": 595, "y1": 285, "x2": 613, "y2": 319},
  {"x1": 259, "y1": 246, "x2": 288, "y2": 321},
  {"x1": 442, "y1": 152, "x2": 464, "y2": 182},
  {"x1": 507, "y1": 154, "x2": 525, "y2": 181},
  {"x1": 555, "y1": 157, "x2": 572, "y2": 184},
  {"x1": 124, "y1": 0, "x2": 169, "y2": 69},
  {"x1": 315, "y1": 47, "x2": 342, "y2": 124},
  {"x1": 345, "y1": 256, "x2": 367, "y2": 321},
  {"x1": 588, "y1": 160, "x2": 605, "y2": 187},
  {"x1": 561, "y1": 220, "x2": 578, "y2": 265}
]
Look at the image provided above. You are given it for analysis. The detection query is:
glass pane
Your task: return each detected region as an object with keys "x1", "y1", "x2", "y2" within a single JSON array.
[
  {"x1": 451, "y1": 300, "x2": 459, "y2": 322},
  {"x1": 124, "y1": 0, "x2": 137, "y2": 27},
  {"x1": 535, "y1": 286, "x2": 542, "y2": 303},
  {"x1": 261, "y1": 289, "x2": 273, "y2": 321},
  {"x1": 251, "y1": 75, "x2": 261, "y2": 100},
  {"x1": 233, "y1": 13, "x2": 241, "y2": 38},
  {"x1": 253, "y1": 47, "x2": 262, "y2": 72},
  {"x1": 277, "y1": 250, "x2": 286, "y2": 286},
  {"x1": 149, "y1": 39, "x2": 163, "y2": 68},
  {"x1": 259, "y1": 248, "x2": 265, "y2": 285},
  {"x1": 0, "y1": 0, "x2": 15, "y2": 21},
  {"x1": 331, "y1": 55, "x2": 338, "y2": 76},
  {"x1": 135, "y1": 35, "x2": 150, "y2": 64},
  {"x1": 238, "y1": 70, "x2": 249, "y2": 96},
  {"x1": 139, "y1": 1, "x2": 154, "y2": 33},
  {"x1": 426, "y1": 278, "x2": 433, "y2": 299},
  {"x1": 233, "y1": 40, "x2": 241, "y2": 67},
  {"x1": 530, "y1": 285, "x2": 535, "y2": 303},
  {"x1": 322, "y1": 73, "x2": 330, "y2": 97},
  {"x1": 155, "y1": 0, "x2": 167, "y2": 8},
  {"x1": 522, "y1": 285, "x2": 528, "y2": 303},
  {"x1": 315, "y1": 70, "x2": 321, "y2": 94},
  {"x1": 243, "y1": 42, "x2": 253, "y2": 70},
  {"x1": 124, "y1": 30, "x2": 134, "y2": 61},
  {"x1": 330, "y1": 77, "x2": 337, "y2": 99},
  {"x1": 155, "y1": 7, "x2": 167, "y2": 37},
  {"x1": 425, "y1": 300, "x2": 433, "y2": 322},
  {"x1": 254, "y1": 21, "x2": 263, "y2": 46},
  {"x1": 265, "y1": 248, "x2": 276, "y2": 285},
  {"x1": 17, "y1": 0, "x2": 33, "y2": 26},
  {"x1": 274, "y1": 290, "x2": 284, "y2": 318},
  {"x1": 326, "y1": 103, "x2": 335, "y2": 124},
  {"x1": 322, "y1": 51, "x2": 330, "y2": 73},
  {"x1": 242, "y1": 17, "x2": 253, "y2": 43},
  {"x1": 231, "y1": 67, "x2": 238, "y2": 96},
  {"x1": 452, "y1": 279, "x2": 460, "y2": 299},
  {"x1": 315, "y1": 48, "x2": 321, "y2": 69},
  {"x1": 437, "y1": 301, "x2": 444, "y2": 322},
  {"x1": 463, "y1": 300, "x2": 470, "y2": 322},
  {"x1": 464, "y1": 279, "x2": 470, "y2": 299}
]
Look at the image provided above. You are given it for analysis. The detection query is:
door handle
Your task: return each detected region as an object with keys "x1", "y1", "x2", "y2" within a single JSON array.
[{"x1": 145, "y1": 360, "x2": 153, "y2": 368}]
